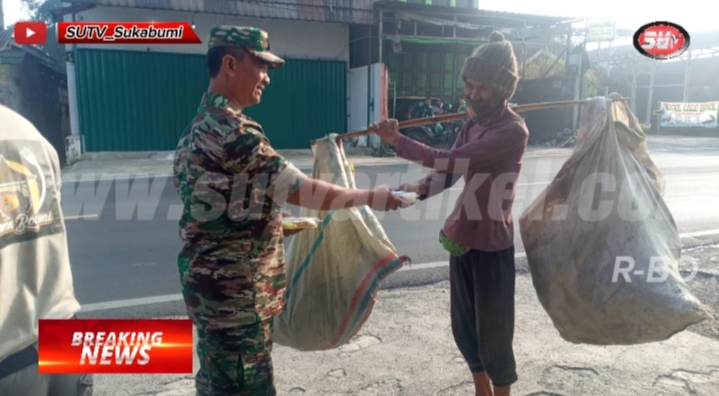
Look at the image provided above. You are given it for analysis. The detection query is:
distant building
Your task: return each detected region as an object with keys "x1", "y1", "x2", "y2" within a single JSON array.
[
  {"x1": 0, "y1": 29, "x2": 70, "y2": 165},
  {"x1": 55, "y1": 0, "x2": 579, "y2": 151}
]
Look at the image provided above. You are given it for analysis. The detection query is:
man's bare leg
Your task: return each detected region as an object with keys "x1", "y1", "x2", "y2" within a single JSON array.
[
  {"x1": 493, "y1": 385, "x2": 510, "y2": 396},
  {"x1": 472, "y1": 372, "x2": 494, "y2": 396}
]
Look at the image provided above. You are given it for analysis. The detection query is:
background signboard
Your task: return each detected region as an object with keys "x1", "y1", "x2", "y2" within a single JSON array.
[
  {"x1": 587, "y1": 20, "x2": 616, "y2": 42},
  {"x1": 659, "y1": 101, "x2": 719, "y2": 128}
]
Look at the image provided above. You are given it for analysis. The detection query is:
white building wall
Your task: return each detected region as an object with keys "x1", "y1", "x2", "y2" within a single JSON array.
[{"x1": 64, "y1": 6, "x2": 351, "y2": 139}]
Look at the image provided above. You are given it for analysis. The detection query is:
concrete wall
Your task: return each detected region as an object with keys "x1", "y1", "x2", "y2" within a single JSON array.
[{"x1": 68, "y1": 6, "x2": 350, "y2": 62}]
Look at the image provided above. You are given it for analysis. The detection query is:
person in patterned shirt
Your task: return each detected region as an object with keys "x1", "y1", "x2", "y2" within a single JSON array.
[{"x1": 173, "y1": 26, "x2": 407, "y2": 396}]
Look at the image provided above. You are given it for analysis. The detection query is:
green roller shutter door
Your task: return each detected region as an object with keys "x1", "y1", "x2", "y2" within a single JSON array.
[{"x1": 75, "y1": 48, "x2": 347, "y2": 151}]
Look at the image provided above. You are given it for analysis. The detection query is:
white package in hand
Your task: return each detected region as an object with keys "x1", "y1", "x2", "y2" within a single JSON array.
[{"x1": 393, "y1": 191, "x2": 418, "y2": 205}]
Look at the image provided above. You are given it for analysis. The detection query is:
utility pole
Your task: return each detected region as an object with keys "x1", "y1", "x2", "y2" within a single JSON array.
[
  {"x1": 683, "y1": 50, "x2": 692, "y2": 102},
  {"x1": 630, "y1": 56, "x2": 638, "y2": 113},
  {"x1": 645, "y1": 62, "x2": 656, "y2": 124},
  {"x1": 0, "y1": 0, "x2": 5, "y2": 31}
]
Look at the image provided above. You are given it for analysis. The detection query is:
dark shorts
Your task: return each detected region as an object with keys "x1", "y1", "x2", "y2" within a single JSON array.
[{"x1": 449, "y1": 245, "x2": 517, "y2": 387}]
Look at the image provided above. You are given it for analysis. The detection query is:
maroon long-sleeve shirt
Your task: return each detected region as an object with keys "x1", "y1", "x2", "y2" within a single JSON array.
[{"x1": 396, "y1": 107, "x2": 529, "y2": 252}]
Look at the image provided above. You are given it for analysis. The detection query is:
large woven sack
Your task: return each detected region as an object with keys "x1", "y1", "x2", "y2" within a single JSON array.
[
  {"x1": 519, "y1": 94, "x2": 710, "y2": 345},
  {"x1": 274, "y1": 134, "x2": 406, "y2": 351}
]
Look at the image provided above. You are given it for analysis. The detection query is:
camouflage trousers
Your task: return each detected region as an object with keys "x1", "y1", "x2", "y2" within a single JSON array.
[
  {"x1": 193, "y1": 315, "x2": 276, "y2": 396},
  {"x1": 177, "y1": 246, "x2": 281, "y2": 395}
]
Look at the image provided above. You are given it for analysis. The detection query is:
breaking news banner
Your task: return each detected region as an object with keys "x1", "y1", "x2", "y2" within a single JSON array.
[
  {"x1": 38, "y1": 319, "x2": 194, "y2": 374},
  {"x1": 56, "y1": 22, "x2": 202, "y2": 44}
]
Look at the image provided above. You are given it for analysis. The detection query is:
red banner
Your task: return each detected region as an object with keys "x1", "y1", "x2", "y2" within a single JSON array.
[
  {"x1": 38, "y1": 319, "x2": 193, "y2": 374},
  {"x1": 57, "y1": 22, "x2": 202, "y2": 44}
]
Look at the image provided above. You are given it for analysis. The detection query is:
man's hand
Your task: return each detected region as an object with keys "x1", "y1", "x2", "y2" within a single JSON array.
[
  {"x1": 398, "y1": 182, "x2": 426, "y2": 197},
  {"x1": 368, "y1": 185, "x2": 410, "y2": 211},
  {"x1": 369, "y1": 119, "x2": 403, "y2": 146},
  {"x1": 281, "y1": 211, "x2": 305, "y2": 237}
]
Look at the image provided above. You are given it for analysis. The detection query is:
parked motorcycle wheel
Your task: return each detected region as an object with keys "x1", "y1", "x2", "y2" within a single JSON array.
[
  {"x1": 406, "y1": 130, "x2": 427, "y2": 144},
  {"x1": 445, "y1": 133, "x2": 458, "y2": 148}
]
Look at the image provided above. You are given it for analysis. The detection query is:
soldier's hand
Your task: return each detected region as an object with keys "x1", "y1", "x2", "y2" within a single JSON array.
[
  {"x1": 281, "y1": 211, "x2": 305, "y2": 237},
  {"x1": 368, "y1": 185, "x2": 410, "y2": 211},
  {"x1": 283, "y1": 228, "x2": 305, "y2": 237}
]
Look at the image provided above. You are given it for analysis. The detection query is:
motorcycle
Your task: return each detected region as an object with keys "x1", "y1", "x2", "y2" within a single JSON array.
[
  {"x1": 402, "y1": 123, "x2": 447, "y2": 147},
  {"x1": 403, "y1": 119, "x2": 465, "y2": 148},
  {"x1": 441, "y1": 120, "x2": 464, "y2": 148}
]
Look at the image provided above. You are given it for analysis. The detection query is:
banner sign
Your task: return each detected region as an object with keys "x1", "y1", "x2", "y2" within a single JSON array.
[
  {"x1": 659, "y1": 101, "x2": 719, "y2": 128},
  {"x1": 38, "y1": 319, "x2": 193, "y2": 374},
  {"x1": 587, "y1": 20, "x2": 616, "y2": 42}
]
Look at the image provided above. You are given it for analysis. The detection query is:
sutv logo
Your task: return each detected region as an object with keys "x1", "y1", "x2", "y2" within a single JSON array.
[{"x1": 633, "y1": 21, "x2": 690, "y2": 60}]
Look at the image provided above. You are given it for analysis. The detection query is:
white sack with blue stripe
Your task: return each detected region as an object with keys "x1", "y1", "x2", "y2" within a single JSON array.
[{"x1": 273, "y1": 134, "x2": 406, "y2": 351}]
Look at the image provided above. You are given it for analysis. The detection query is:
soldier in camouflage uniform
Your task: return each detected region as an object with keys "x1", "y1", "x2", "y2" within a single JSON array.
[{"x1": 173, "y1": 26, "x2": 407, "y2": 396}]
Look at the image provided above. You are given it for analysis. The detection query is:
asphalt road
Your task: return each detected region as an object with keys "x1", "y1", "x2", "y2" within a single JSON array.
[{"x1": 64, "y1": 148, "x2": 719, "y2": 318}]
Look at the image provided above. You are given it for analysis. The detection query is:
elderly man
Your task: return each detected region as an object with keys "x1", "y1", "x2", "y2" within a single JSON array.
[
  {"x1": 173, "y1": 26, "x2": 405, "y2": 396},
  {"x1": 370, "y1": 31, "x2": 528, "y2": 396}
]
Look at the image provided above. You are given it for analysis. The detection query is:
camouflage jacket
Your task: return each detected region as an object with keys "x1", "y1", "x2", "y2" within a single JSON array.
[{"x1": 173, "y1": 92, "x2": 307, "y2": 322}]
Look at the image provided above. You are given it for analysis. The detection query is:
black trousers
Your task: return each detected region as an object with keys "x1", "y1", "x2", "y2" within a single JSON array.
[
  {"x1": 0, "y1": 343, "x2": 93, "y2": 396},
  {"x1": 449, "y1": 245, "x2": 517, "y2": 387}
]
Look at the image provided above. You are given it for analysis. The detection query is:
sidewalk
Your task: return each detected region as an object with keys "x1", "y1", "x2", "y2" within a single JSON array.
[
  {"x1": 60, "y1": 146, "x2": 572, "y2": 182},
  {"x1": 59, "y1": 134, "x2": 719, "y2": 182},
  {"x1": 92, "y1": 274, "x2": 719, "y2": 395},
  {"x1": 647, "y1": 134, "x2": 719, "y2": 150}
]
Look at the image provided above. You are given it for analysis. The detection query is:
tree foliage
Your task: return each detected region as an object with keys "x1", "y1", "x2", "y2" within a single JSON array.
[
  {"x1": 519, "y1": 53, "x2": 567, "y2": 80},
  {"x1": 9, "y1": 0, "x2": 66, "y2": 75},
  {"x1": 18, "y1": 0, "x2": 54, "y2": 23},
  {"x1": 584, "y1": 68, "x2": 601, "y2": 97}
]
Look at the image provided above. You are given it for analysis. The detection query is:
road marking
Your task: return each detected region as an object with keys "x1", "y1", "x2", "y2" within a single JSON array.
[
  {"x1": 520, "y1": 181, "x2": 552, "y2": 186},
  {"x1": 65, "y1": 214, "x2": 99, "y2": 220},
  {"x1": 681, "y1": 229, "x2": 719, "y2": 238},
  {"x1": 62, "y1": 174, "x2": 173, "y2": 184},
  {"x1": 398, "y1": 261, "x2": 448, "y2": 272},
  {"x1": 450, "y1": 181, "x2": 550, "y2": 191},
  {"x1": 61, "y1": 156, "x2": 569, "y2": 184},
  {"x1": 77, "y1": 229, "x2": 718, "y2": 312},
  {"x1": 81, "y1": 294, "x2": 184, "y2": 312}
]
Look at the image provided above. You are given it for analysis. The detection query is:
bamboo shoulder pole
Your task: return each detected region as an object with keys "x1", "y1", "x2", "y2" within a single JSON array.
[{"x1": 310, "y1": 97, "x2": 627, "y2": 146}]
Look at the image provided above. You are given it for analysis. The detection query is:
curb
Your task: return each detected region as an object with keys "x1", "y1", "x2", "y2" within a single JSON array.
[{"x1": 59, "y1": 154, "x2": 562, "y2": 182}]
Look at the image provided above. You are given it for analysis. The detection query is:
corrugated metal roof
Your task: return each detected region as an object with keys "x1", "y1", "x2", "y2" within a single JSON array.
[
  {"x1": 69, "y1": 0, "x2": 580, "y2": 27},
  {"x1": 0, "y1": 29, "x2": 14, "y2": 50},
  {"x1": 0, "y1": 28, "x2": 56, "y2": 67},
  {"x1": 71, "y1": 0, "x2": 378, "y2": 24},
  {"x1": 0, "y1": 48, "x2": 26, "y2": 65},
  {"x1": 374, "y1": 1, "x2": 581, "y2": 27}
]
